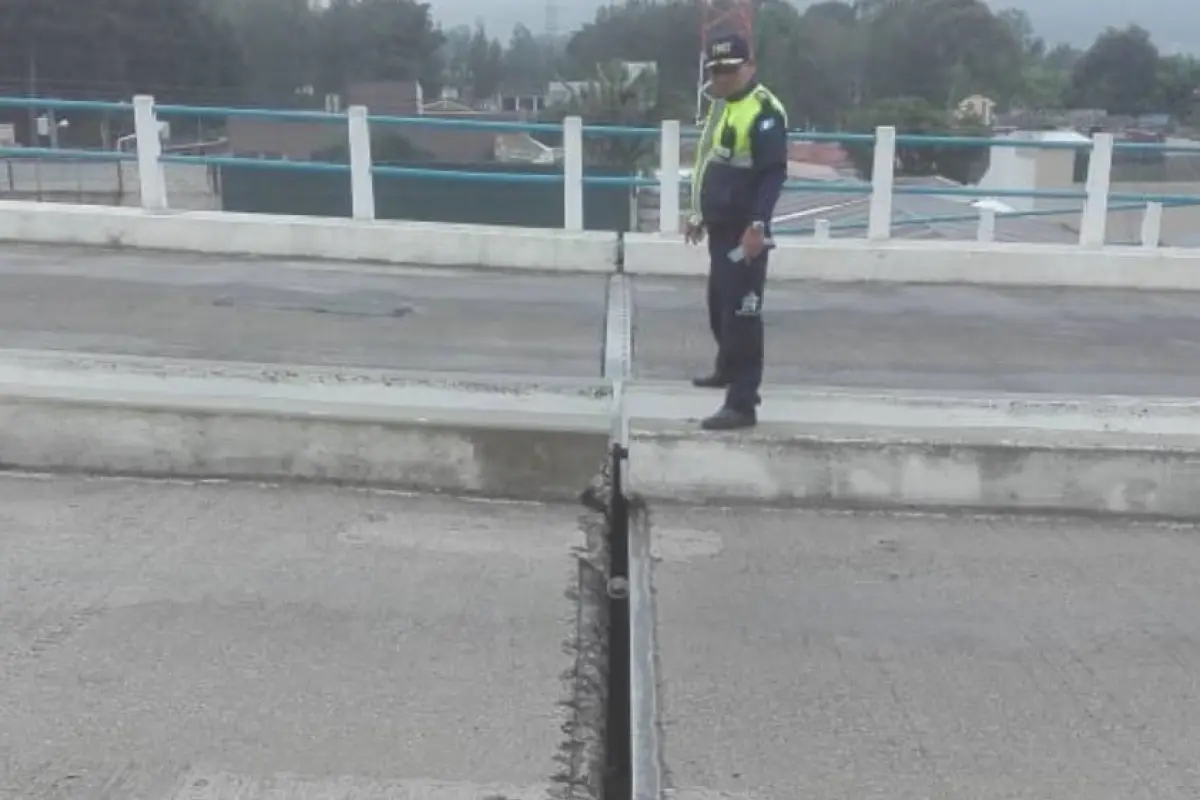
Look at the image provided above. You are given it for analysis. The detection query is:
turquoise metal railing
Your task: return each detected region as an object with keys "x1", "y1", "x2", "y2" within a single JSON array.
[
  {"x1": 1, "y1": 94, "x2": 1199, "y2": 237},
  {"x1": 772, "y1": 200, "x2": 1199, "y2": 236}
]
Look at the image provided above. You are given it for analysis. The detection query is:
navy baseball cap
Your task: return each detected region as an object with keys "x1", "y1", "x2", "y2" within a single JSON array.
[{"x1": 704, "y1": 33, "x2": 751, "y2": 69}]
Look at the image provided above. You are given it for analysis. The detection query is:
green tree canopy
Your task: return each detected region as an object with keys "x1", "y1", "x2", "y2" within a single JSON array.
[
  {"x1": 861, "y1": 0, "x2": 1024, "y2": 108},
  {"x1": 1067, "y1": 25, "x2": 1161, "y2": 115},
  {"x1": 0, "y1": 0, "x2": 243, "y2": 101},
  {"x1": 845, "y1": 96, "x2": 988, "y2": 184},
  {"x1": 465, "y1": 23, "x2": 505, "y2": 100},
  {"x1": 544, "y1": 60, "x2": 670, "y2": 170},
  {"x1": 564, "y1": 0, "x2": 700, "y2": 108}
]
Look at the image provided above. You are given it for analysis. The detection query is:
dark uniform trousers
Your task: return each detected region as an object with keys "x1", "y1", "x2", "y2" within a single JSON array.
[{"x1": 706, "y1": 222, "x2": 767, "y2": 413}]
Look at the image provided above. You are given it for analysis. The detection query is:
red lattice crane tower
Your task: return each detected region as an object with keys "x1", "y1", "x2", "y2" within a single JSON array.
[{"x1": 696, "y1": 0, "x2": 756, "y2": 119}]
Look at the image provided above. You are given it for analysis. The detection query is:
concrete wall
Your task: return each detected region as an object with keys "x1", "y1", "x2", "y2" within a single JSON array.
[
  {"x1": 0, "y1": 161, "x2": 219, "y2": 211},
  {"x1": 624, "y1": 233, "x2": 1200, "y2": 289},
  {"x1": 0, "y1": 201, "x2": 616, "y2": 272},
  {"x1": 964, "y1": 146, "x2": 1200, "y2": 245},
  {"x1": 5, "y1": 201, "x2": 1200, "y2": 290},
  {"x1": 978, "y1": 145, "x2": 1038, "y2": 213},
  {"x1": 1096, "y1": 181, "x2": 1200, "y2": 246}
]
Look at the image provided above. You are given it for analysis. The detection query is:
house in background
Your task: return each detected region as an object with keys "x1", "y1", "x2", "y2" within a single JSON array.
[
  {"x1": 957, "y1": 94, "x2": 997, "y2": 126},
  {"x1": 225, "y1": 80, "x2": 549, "y2": 164},
  {"x1": 547, "y1": 61, "x2": 659, "y2": 110}
]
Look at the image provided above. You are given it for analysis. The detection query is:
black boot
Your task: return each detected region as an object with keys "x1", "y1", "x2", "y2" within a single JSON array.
[
  {"x1": 692, "y1": 372, "x2": 731, "y2": 389},
  {"x1": 700, "y1": 406, "x2": 757, "y2": 431}
]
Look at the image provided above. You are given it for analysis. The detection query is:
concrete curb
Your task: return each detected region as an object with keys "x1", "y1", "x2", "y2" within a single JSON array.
[
  {"x1": 629, "y1": 425, "x2": 1200, "y2": 518},
  {"x1": 0, "y1": 394, "x2": 605, "y2": 501},
  {"x1": 0, "y1": 201, "x2": 616, "y2": 273},
  {"x1": 624, "y1": 232, "x2": 1200, "y2": 289},
  {"x1": 6, "y1": 350, "x2": 1200, "y2": 517},
  {"x1": 625, "y1": 384, "x2": 1200, "y2": 517},
  {"x1": 0, "y1": 352, "x2": 610, "y2": 500}
]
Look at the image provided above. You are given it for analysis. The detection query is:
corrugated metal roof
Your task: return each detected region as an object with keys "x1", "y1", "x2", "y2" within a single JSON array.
[{"x1": 772, "y1": 175, "x2": 1080, "y2": 244}]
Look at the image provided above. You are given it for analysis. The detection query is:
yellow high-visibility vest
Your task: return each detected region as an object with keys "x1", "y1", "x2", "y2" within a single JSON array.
[{"x1": 691, "y1": 84, "x2": 788, "y2": 216}]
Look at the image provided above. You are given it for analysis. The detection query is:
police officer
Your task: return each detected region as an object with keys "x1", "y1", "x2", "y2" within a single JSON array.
[{"x1": 686, "y1": 33, "x2": 788, "y2": 431}]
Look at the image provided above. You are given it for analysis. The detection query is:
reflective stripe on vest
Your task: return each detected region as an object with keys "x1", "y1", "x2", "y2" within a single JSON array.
[{"x1": 691, "y1": 98, "x2": 725, "y2": 215}]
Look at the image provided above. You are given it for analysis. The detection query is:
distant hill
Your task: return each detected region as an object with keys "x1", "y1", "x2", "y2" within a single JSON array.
[{"x1": 427, "y1": 0, "x2": 1199, "y2": 54}]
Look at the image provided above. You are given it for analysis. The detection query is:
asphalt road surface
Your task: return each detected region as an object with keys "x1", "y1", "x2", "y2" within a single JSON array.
[
  {"x1": 0, "y1": 475, "x2": 582, "y2": 799},
  {"x1": 654, "y1": 506, "x2": 1200, "y2": 799},
  {"x1": 6, "y1": 244, "x2": 1200, "y2": 394}
]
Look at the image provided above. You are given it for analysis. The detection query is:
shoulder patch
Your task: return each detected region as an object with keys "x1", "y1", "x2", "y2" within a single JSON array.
[{"x1": 759, "y1": 116, "x2": 776, "y2": 132}]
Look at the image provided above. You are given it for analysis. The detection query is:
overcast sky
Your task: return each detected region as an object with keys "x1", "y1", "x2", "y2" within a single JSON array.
[{"x1": 425, "y1": 0, "x2": 1198, "y2": 54}]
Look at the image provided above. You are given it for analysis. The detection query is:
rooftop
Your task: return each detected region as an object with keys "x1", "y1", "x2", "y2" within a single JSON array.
[{"x1": 773, "y1": 174, "x2": 1081, "y2": 244}]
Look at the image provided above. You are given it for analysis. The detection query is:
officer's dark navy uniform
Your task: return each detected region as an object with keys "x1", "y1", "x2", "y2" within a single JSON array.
[{"x1": 688, "y1": 34, "x2": 788, "y2": 431}]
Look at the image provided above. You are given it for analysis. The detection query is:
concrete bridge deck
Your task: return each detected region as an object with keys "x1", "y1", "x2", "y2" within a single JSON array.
[
  {"x1": 7, "y1": 244, "x2": 1200, "y2": 396},
  {"x1": 6, "y1": 474, "x2": 1200, "y2": 799},
  {"x1": 655, "y1": 506, "x2": 1200, "y2": 800},
  {"x1": 0, "y1": 475, "x2": 583, "y2": 800}
]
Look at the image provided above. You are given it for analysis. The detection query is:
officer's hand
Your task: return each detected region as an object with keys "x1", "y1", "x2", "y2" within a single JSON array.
[
  {"x1": 741, "y1": 225, "x2": 766, "y2": 260},
  {"x1": 685, "y1": 220, "x2": 705, "y2": 245}
]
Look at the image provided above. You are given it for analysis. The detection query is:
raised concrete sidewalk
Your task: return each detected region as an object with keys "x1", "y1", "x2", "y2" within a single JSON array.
[
  {"x1": 3, "y1": 350, "x2": 1200, "y2": 516},
  {"x1": 628, "y1": 383, "x2": 1200, "y2": 517},
  {"x1": 0, "y1": 350, "x2": 608, "y2": 500}
]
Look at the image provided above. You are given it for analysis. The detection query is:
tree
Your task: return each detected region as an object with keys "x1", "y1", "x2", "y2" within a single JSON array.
[
  {"x1": 753, "y1": 2, "x2": 812, "y2": 121},
  {"x1": 997, "y1": 8, "x2": 1045, "y2": 60},
  {"x1": 996, "y1": 8, "x2": 1071, "y2": 109},
  {"x1": 1067, "y1": 25, "x2": 1160, "y2": 114},
  {"x1": 564, "y1": 0, "x2": 699, "y2": 106},
  {"x1": 862, "y1": 0, "x2": 1024, "y2": 109},
  {"x1": 546, "y1": 60, "x2": 668, "y2": 170},
  {"x1": 805, "y1": 1, "x2": 858, "y2": 27},
  {"x1": 794, "y1": 1, "x2": 864, "y2": 126},
  {"x1": 1154, "y1": 54, "x2": 1200, "y2": 120},
  {"x1": 0, "y1": 0, "x2": 243, "y2": 102},
  {"x1": 504, "y1": 24, "x2": 554, "y2": 94},
  {"x1": 218, "y1": 0, "x2": 313, "y2": 105},
  {"x1": 314, "y1": 0, "x2": 444, "y2": 98},
  {"x1": 1043, "y1": 43, "x2": 1082, "y2": 73},
  {"x1": 438, "y1": 25, "x2": 474, "y2": 96},
  {"x1": 845, "y1": 96, "x2": 988, "y2": 184},
  {"x1": 466, "y1": 24, "x2": 504, "y2": 100}
]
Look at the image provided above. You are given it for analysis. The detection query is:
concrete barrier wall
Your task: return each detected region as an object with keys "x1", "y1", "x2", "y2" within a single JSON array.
[
  {"x1": 624, "y1": 232, "x2": 1200, "y2": 290},
  {"x1": 0, "y1": 201, "x2": 616, "y2": 273},
  {"x1": 6, "y1": 200, "x2": 1200, "y2": 289}
]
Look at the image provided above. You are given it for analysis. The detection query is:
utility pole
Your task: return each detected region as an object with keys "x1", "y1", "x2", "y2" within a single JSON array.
[{"x1": 26, "y1": 43, "x2": 37, "y2": 147}]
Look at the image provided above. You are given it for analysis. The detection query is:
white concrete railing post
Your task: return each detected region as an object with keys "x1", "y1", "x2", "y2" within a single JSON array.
[
  {"x1": 132, "y1": 95, "x2": 168, "y2": 211},
  {"x1": 563, "y1": 115, "x2": 584, "y2": 231},
  {"x1": 976, "y1": 208, "x2": 996, "y2": 242},
  {"x1": 347, "y1": 105, "x2": 375, "y2": 221},
  {"x1": 1079, "y1": 132, "x2": 1114, "y2": 247},
  {"x1": 867, "y1": 125, "x2": 896, "y2": 240},
  {"x1": 1141, "y1": 201, "x2": 1163, "y2": 249},
  {"x1": 658, "y1": 119, "x2": 681, "y2": 234},
  {"x1": 814, "y1": 219, "x2": 832, "y2": 241}
]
